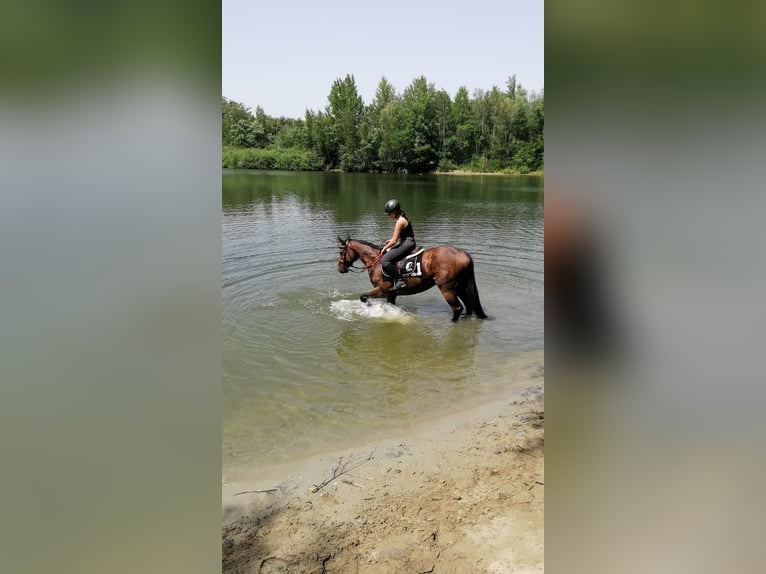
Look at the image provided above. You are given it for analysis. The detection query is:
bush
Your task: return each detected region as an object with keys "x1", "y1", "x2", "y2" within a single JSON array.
[
  {"x1": 222, "y1": 148, "x2": 323, "y2": 171},
  {"x1": 339, "y1": 149, "x2": 367, "y2": 172},
  {"x1": 511, "y1": 141, "x2": 538, "y2": 174},
  {"x1": 467, "y1": 156, "x2": 505, "y2": 173},
  {"x1": 438, "y1": 158, "x2": 458, "y2": 172}
]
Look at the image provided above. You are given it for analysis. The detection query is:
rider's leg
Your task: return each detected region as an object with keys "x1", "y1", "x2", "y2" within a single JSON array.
[
  {"x1": 380, "y1": 252, "x2": 397, "y2": 285},
  {"x1": 382, "y1": 239, "x2": 414, "y2": 289},
  {"x1": 382, "y1": 259, "x2": 406, "y2": 290},
  {"x1": 382, "y1": 260, "x2": 397, "y2": 282}
]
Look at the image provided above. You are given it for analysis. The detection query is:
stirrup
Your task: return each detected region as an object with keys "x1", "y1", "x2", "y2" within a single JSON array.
[{"x1": 393, "y1": 278, "x2": 406, "y2": 290}]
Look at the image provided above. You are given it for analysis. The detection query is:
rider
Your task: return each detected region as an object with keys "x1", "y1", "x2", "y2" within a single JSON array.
[{"x1": 380, "y1": 199, "x2": 416, "y2": 290}]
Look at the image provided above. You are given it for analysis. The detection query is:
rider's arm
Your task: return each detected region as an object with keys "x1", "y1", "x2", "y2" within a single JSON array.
[{"x1": 382, "y1": 217, "x2": 406, "y2": 251}]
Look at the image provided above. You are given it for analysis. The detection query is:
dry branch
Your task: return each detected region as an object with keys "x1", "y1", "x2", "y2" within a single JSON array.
[
  {"x1": 310, "y1": 449, "x2": 375, "y2": 493},
  {"x1": 233, "y1": 488, "x2": 279, "y2": 496}
]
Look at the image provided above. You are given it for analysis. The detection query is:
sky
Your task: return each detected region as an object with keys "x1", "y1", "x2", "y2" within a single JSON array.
[{"x1": 222, "y1": 0, "x2": 543, "y2": 119}]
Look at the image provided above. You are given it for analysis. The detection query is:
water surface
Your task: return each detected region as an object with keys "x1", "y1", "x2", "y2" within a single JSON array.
[{"x1": 222, "y1": 171, "x2": 543, "y2": 482}]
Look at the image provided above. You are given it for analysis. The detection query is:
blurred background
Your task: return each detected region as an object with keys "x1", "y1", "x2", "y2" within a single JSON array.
[
  {"x1": 0, "y1": 1, "x2": 221, "y2": 573},
  {"x1": 3, "y1": 0, "x2": 766, "y2": 572},
  {"x1": 546, "y1": 0, "x2": 766, "y2": 571}
]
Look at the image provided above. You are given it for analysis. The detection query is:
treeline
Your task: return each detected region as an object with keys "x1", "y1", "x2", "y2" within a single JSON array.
[{"x1": 222, "y1": 74, "x2": 543, "y2": 174}]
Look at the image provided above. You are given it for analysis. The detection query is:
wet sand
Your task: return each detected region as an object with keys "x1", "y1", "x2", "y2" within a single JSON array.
[{"x1": 222, "y1": 378, "x2": 544, "y2": 573}]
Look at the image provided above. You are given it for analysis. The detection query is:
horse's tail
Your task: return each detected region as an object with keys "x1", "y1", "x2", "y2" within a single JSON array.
[{"x1": 464, "y1": 258, "x2": 488, "y2": 319}]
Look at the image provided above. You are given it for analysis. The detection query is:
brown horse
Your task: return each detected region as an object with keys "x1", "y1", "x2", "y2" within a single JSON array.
[{"x1": 337, "y1": 235, "x2": 488, "y2": 321}]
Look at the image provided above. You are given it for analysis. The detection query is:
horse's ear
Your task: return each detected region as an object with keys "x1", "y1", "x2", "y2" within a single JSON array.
[
  {"x1": 337, "y1": 235, "x2": 345, "y2": 245},
  {"x1": 345, "y1": 232, "x2": 351, "y2": 242}
]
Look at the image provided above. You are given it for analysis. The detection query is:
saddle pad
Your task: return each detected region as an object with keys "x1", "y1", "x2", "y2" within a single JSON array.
[{"x1": 401, "y1": 249, "x2": 426, "y2": 277}]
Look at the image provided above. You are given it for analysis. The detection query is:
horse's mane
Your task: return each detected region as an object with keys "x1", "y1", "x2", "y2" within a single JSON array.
[{"x1": 352, "y1": 239, "x2": 380, "y2": 250}]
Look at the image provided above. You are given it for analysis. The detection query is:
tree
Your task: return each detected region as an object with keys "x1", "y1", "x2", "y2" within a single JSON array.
[
  {"x1": 443, "y1": 86, "x2": 477, "y2": 165},
  {"x1": 371, "y1": 76, "x2": 397, "y2": 113},
  {"x1": 272, "y1": 118, "x2": 307, "y2": 149},
  {"x1": 363, "y1": 77, "x2": 399, "y2": 170},
  {"x1": 378, "y1": 100, "x2": 407, "y2": 172},
  {"x1": 506, "y1": 74, "x2": 517, "y2": 99},
  {"x1": 528, "y1": 93, "x2": 544, "y2": 170},
  {"x1": 487, "y1": 86, "x2": 515, "y2": 165},
  {"x1": 222, "y1": 97, "x2": 255, "y2": 147},
  {"x1": 471, "y1": 89, "x2": 492, "y2": 161},
  {"x1": 223, "y1": 73, "x2": 543, "y2": 173},
  {"x1": 305, "y1": 109, "x2": 335, "y2": 169},
  {"x1": 399, "y1": 76, "x2": 440, "y2": 172},
  {"x1": 327, "y1": 74, "x2": 364, "y2": 170},
  {"x1": 434, "y1": 89, "x2": 454, "y2": 161}
]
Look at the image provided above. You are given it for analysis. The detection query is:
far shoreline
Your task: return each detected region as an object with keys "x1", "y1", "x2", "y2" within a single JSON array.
[
  {"x1": 436, "y1": 169, "x2": 543, "y2": 177},
  {"x1": 225, "y1": 166, "x2": 543, "y2": 177}
]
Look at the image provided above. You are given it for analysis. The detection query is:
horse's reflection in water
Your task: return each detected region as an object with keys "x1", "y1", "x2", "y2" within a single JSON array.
[{"x1": 334, "y1": 317, "x2": 483, "y2": 412}]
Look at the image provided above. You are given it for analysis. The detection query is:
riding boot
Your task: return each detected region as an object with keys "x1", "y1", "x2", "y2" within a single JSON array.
[
  {"x1": 391, "y1": 272, "x2": 405, "y2": 290},
  {"x1": 383, "y1": 257, "x2": 405, "y2": 290}
]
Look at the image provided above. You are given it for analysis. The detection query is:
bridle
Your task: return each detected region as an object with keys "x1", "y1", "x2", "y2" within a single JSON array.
[{"x1": 338, "y1": 240, "x2": 383, "y2": 273}]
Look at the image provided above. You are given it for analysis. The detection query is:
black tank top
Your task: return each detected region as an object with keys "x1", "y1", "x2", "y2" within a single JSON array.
[{"x1": 398, "y1": 217, "x2": 415, "y2": 242}]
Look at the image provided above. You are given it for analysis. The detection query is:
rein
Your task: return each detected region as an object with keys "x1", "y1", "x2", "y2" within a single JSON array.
[{"x1": 346, "y1": 262, "x2": 368, "y2": 273}]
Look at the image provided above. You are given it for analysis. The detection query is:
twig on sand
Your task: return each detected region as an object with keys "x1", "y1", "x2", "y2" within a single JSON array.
[
  {"x1": 310, "y1": 449, "x2": 376, "y2": 493},
  {"x1": 232, "y1": 488, "x2": 279, "y2": 496}
]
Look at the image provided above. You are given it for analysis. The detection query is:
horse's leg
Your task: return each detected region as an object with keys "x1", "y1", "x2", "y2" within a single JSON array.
[
  {"x1": 360, "y1": 286, "x2": 389, "y2": 303},
  {"x1": 457, "y1": 280, "x2": 473, "y2": 315},
  {"x1": 438, "y1": 284, "x2": 464, "y2": 321}
]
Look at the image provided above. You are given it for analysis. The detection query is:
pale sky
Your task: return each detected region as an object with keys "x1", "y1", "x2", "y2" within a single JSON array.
[{"x1": 222, "y1": 0, "x2": 543, "y2": 119}]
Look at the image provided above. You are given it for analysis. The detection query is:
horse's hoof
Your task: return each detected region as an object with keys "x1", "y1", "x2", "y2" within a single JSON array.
[{"x1": 360, "y1": 294, "x2": 369, "y2": 304}]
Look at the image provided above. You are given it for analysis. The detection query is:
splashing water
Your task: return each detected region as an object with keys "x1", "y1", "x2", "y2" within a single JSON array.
[{"x1": 329, "y1": 299, "x2": 415, "y2": 322}]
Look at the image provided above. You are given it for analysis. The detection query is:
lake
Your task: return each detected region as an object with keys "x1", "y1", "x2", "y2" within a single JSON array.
[{"x1": 222, "y1": 170, "x2": 543, "y2": 483}]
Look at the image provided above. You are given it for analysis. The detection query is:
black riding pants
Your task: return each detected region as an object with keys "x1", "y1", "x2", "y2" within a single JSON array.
[{"x1": 381, "y1": 237, "x2": 415, "y2": 279}]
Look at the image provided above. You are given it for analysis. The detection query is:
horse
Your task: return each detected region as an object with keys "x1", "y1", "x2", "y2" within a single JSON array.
[{"x1": 337, "y1": 235, "x2": 488, "y2": 321}]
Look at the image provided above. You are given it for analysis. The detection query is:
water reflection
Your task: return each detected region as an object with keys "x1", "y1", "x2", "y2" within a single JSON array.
[
  {"x1": 222, "y1": 170, "x2": 543, "y2": 476},
  {"x1": 223, "y1": 170, "x2": 543, "y2": 228},
  {"x1": 334, "y1": 315, "x2": 483, "y2": 419}
]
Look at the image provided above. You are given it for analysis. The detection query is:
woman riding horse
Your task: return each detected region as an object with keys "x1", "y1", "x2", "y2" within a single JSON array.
[
  {"x1": 337, "y1": 234, "x2": 488, "y2": 322},
  {"x1": 380, "y1": 199, "x2": 416, "y2": 291}
]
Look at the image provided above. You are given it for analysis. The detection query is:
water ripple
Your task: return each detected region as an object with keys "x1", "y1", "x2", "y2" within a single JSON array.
[{"x1": 221, "y1": 173, "x2": 544, "y2": 481}]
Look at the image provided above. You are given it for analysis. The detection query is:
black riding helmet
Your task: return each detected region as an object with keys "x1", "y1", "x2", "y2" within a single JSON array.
[{"x1": 384, "y1": 199, "x2": 400, "y2": 214}]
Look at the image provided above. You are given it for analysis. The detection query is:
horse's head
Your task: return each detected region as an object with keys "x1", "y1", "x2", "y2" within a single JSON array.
[{"x1": 337, "y1": 234, "x2": 356, "y2": 273}]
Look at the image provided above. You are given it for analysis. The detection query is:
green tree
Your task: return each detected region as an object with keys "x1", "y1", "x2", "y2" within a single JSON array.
[
  {"x1": 434, "y1": 89, "x2": 454, "y2": 162},
  {"x1": 371, "y1": 76, "x2": 397, "y2": 112},
  {"x1": 471, "y1": 89, "x2": 491, "y2": 160},
  {"x1": 327, "y1": 74, "x2": 364, "y2": 171},
  {"x1": 230, "y1": 118, "x2": 265, "y2": 148},
  {"x1": 444, "y1": 86, "x2": 477, "y2": 165},
  {"x1": 528, "y1": 92, "x2": 544, "y2": 170},
  {"x1": 399, "y1": 76, "x2": 439, "y2": 173},
  {"x1": 272, "y1": 118, "x2": 307, "y2": 149},
  {"x1": 486, "y1": 86, "x2": 515, "y2": 165},
  {"x1": 506, "y1": 74, "x2": 518, "y2": 99},
  {"x1": 363, "y1": 76, "x2": 398, "y2": 170},
  {"x1": 304, "y1": 109, "x2": 335, "y2": 169},
  {"x1": 253, "y1": 106, "x2": 281, "y2": 147},
  {"x1": 223, "y1": 73, "x2": 543, "y2": 173},
  {"x1": 378, "y1": 100, "x2": 408, "y2": 172},
  {"x1": 222, "y1": 97, "x2": 255, "y2": 147}
]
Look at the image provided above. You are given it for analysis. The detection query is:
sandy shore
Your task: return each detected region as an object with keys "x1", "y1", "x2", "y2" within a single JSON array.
[{"x1": 222, "y1": 380, "x2": 544, "y2": 574}]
